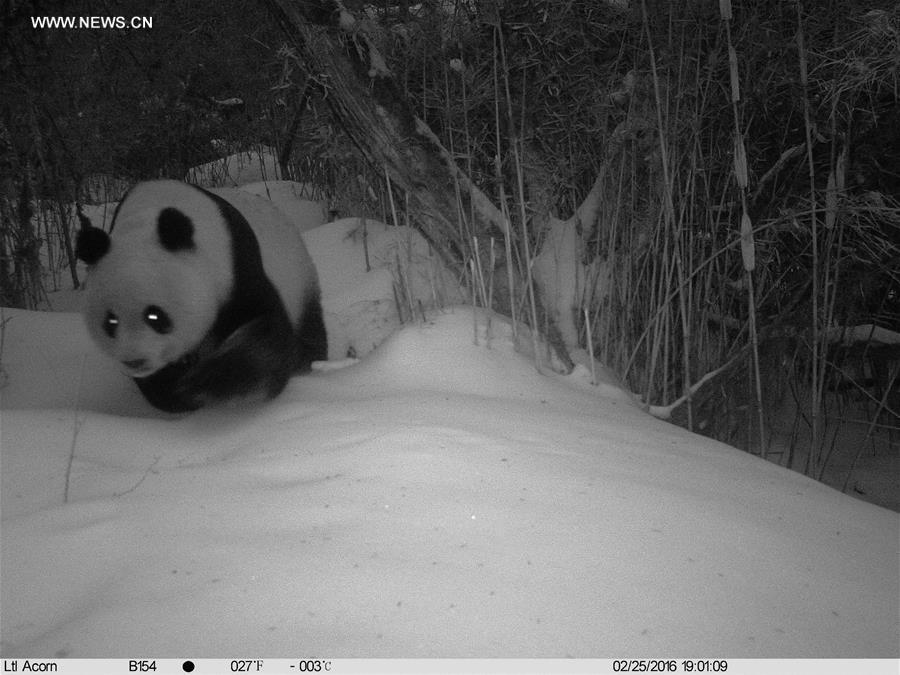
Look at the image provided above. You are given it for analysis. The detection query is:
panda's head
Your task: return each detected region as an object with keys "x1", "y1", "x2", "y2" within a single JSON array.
[{"x1": 77, "y1": 182, "x2": 232, "y2": 378}]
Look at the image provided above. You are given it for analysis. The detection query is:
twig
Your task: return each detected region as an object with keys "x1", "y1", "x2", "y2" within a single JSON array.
[
  {"x1": 584, "y1": 307, "x2": 597, "y2": 385},
  {"x1": 63, "y1": 354, "x2": 87, "y2": 503},
  {"x1": 649, "y1": 349, "x2": 748, "y2": 420},
  {"x1": 114, "y1": 456, "x2": 161, "y2": 498}
]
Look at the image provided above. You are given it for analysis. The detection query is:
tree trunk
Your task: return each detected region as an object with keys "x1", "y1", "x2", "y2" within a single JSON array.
[
  {"x1": 262, "y1": 0, "x2": 585, "y2": 370},
  {"x1": 264, "y1": 0, "x2": 506, "y2": 275}
]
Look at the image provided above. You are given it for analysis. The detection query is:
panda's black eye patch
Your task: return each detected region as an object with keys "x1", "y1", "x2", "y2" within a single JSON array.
[
  {"x1": 144, "y1": 305, "x2": 173, "y2": 334},
  {"x1": 103, "y1": 311, "x2": 119, "y2": 338},
  {"x1": 157, "y1": 208, "x2": 195, "y2": 251}
]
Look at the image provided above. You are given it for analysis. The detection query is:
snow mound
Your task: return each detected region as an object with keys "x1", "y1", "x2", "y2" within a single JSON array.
[
  {"x1": 1, "y1": 307, "x2": 897, "y2": 658},
  {"x1": 238, "y1": 181, "x2": 328, "y2": 232},
  {"x1": 306, "y1": 218, "x2": 465, "y2": 361}
]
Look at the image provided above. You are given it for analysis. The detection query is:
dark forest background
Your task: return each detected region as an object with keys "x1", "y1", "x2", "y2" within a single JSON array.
[{"x1": 1, "y1": 0, "x2": 899, "y2": 501}]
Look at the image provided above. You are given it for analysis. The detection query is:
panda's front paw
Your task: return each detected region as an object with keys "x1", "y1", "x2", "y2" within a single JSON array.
[
  {"x1": 175, "y1": 321, "x2": 266, "y2": 402},
  {"x1": 135, "y1": 361, "x2": 202, "y2": 413},
  {"x1": 174, "y1": 360, "x2": 224, "y2": 406}
]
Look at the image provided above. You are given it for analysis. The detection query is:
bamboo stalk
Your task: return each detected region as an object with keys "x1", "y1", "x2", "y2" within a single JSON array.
[
  {"x1": 796, "y1": 1, "x2": 822, "y2": 475},
  {"x1": 496, "y1": 23, "x2": 541, "y2": 371},
  {"x1": 721, "y1": 0, "x2": 765, "y2": 454},
  {"x1": 641, "y1": 0, "x2": 694, "y2": 429},
  {"x1": 491, "y1": 27, "x2": 518, "y2": 341}
]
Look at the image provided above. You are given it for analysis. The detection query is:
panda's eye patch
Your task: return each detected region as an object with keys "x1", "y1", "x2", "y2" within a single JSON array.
[
  {"x1": 144, "y1": 305, "x2": 173, "y2": 334},
  {"x1": 103, "y1": 311, "x2": 119, "y2": 338}
]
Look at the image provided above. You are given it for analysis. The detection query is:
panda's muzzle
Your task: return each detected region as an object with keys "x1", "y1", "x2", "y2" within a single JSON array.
[{"x1": 122, "y1": 358, "x2": 154, "y2": 376}]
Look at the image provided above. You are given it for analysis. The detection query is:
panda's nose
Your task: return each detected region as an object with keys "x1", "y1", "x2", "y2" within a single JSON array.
[{"x1": 122, "y1": 358, "x2": 148, "y2": 370}]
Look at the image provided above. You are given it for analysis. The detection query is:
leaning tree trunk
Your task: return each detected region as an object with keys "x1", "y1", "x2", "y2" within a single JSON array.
[{"x1": 264, "y1": 0, "x2": 506, "y2": 275}]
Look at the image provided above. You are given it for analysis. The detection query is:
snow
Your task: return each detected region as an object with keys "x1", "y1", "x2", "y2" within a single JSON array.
[
  {"x1": 825, "y1": 324, "x2": 900, "y2": 345},
  {"x1": 533, "y1": 216, "x2": 586, "y2": 350},
  {"x1": 305, "y1": 217, "x2": 464, "y2": 360},
  {"x1": 2, "y1": 177, "x2": 897, "y2": 658},
  {"x1": 238, "y1": 181, "x2": 328, "y2": 233},
  {"x1": 1, "y1": 305, "x2": 898, "y2": 658}
]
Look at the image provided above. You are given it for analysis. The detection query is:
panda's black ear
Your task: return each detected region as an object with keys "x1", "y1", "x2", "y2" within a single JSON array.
[
  {"x1": 75, "y1": 226, "x2": 111, "y2": 265},
  {"x1": 157, "y1": 207, "x2": 195, "y2": 251}
]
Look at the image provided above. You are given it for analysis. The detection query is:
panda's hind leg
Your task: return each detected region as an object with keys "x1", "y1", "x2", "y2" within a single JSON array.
[{"x1": 295, "y1": 292, "x2": 328, "y2": 372}]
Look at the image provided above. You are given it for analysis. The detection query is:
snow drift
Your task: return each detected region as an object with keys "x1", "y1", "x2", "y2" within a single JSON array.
[{"x1": 1, "y1": 306, "x2": 897, "y2": 658}]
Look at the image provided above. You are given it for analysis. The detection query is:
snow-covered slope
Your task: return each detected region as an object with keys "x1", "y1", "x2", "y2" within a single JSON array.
[
  {"x1": 238, "y1": 180, "x2": 328, "y2": 233},
  {"x1": 1, "y1": 307, "x2": 897, "y2": 657}
]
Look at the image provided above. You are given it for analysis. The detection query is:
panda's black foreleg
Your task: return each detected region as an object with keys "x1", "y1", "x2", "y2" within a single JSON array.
[
  {"x1": 295, "y1": 292, "x2": 328, "y2": 371},
  {"x1": 136, "y1": 361, "x2": 202, "y2": 413},
  {"x1": 175, "y1": 313, "x2": 295, "y2": 405}
]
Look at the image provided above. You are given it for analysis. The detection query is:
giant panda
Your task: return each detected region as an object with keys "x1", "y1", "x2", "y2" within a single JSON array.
[{"x1": 75, "y1": 179, "x2": 327, "y2": 413}]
